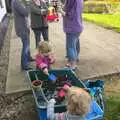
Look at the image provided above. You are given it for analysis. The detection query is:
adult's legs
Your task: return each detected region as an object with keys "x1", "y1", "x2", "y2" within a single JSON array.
[
  {"x1": 33, "y1": 29, "x2": 41, "y2": 48},
  {"x1": 76, "y1": 34, "x2": 80, "y2": 60},
  {"x1": 20, "y1": 32, "x2": 32, "y2": 70},
  {"x1": 66, "y1": 32, "x2": 80, "y2": 68},
  {"x1": 66, "y1": 33, "x2": 77, "y2": 62},
  {"x1": 76, "y1": 38, "x2": 80, "y2": 55},
  {"x1": 66, "y1": 34, "x2": 69, "y2": 58},
  {"x1": 42, "y1": 27, "x2": 49, "y2": 41}
]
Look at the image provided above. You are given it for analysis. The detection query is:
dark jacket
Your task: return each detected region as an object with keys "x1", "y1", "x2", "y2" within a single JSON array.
[
  {"x1": 12, "y1": 0, "x2": 30, "y2": 37},
  {"x1": 30, "y1": 0, "x2": 48, "y2": 29}
]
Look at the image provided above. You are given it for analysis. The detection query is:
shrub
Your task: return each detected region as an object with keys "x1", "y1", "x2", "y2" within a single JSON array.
[{"x1": 83, "y1": 1, "x2": 120, "y2": 13}]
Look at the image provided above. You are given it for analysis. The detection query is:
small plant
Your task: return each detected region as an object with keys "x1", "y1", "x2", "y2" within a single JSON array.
[
  {"x1": 32, "y1": 80, "x2": 42, "y2": 90},
  {"x1": 83, "y1": 1, "x2": 120, "y2": 13}
]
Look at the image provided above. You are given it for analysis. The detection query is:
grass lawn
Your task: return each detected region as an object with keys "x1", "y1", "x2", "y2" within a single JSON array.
[
  {"x1": 83, "y1": 13, "x2": 120, "y2": 32},
  {"x1": 102, "y1": 77, "x2": 120, "y2": 120},
  {"x1": 104, "y1": 95, "x2": 120, "y2": 120}
]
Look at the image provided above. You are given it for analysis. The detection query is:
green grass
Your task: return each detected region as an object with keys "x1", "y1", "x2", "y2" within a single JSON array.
[
  {"x1": 83, "y1": 13, "x2": 120, "y2": 32},
  {"x1": 104, "y1": 96, "x2": 120, "y2": 120}
]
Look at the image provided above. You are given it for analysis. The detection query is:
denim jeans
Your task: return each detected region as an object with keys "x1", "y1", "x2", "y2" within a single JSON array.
[
  {"x1": 20, "y1": 32, "x2": 31, "y2": 69},
  {"x1": 66, "y1": 32, "x2": 80, "y2": 62},
  {"x1": 33, "y1": 28, "x2": 48, "y2": 48}
]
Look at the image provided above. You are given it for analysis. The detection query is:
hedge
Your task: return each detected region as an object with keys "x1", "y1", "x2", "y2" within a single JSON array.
[{"x1": 83, "y1": 1, "x2": 120, "y2": 13}]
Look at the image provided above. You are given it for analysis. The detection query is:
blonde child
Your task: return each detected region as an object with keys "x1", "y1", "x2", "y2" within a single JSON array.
[
  {"x1": 35, "y1": 41, "x2": 55, "y2": 75},
  {"x1": 47, "y1": 85, "x2": 91, "y2": 120}
]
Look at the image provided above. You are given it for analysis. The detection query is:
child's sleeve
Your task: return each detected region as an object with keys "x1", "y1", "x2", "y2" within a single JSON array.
[
  {"x1": 47, "y1": 99, "x2": 56, "y2": 120},
  {"x1": 47, "y1": 99, "x2": 65, "y2": 120},
  {"x1": 36, "y1": 55, "x2": 48, "y2": 70}
]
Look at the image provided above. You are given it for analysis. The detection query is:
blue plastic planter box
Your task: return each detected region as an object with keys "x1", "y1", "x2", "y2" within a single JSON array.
[
  {"x1": 86, "y1": 100, "x2": 104, "y2": 120},
  {"x1": 27, "y1": 68, "x2": 104, "y2": 120}
]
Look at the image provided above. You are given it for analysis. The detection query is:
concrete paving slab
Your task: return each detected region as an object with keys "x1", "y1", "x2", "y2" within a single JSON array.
[
  {"x1": 6, "y1": 19, "x2": 120, "y2": 94},
  {"x1": 6, "y1": 20, "x2": 35, "y2": 94}
]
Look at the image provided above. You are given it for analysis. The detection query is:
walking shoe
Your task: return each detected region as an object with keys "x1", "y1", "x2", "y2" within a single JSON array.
[
  {"x1": 65, "y1": 63, "x2": 71, "y2": 67},
  {"x1": 71, "y1": 66, "x2": 77, "y2": 71},
  {"x1": 21, "y1": 66, "x2": 32, "y2": 71},
  {"x1": 28, "y1": 57, "x2": 35, "y2": 62},
  {"x1": 65, "y1": 63, "x2": 77, "y2": 71}
]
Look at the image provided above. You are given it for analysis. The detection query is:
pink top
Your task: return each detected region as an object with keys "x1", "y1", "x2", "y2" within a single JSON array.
[{"x1": 35, "y1": 53, "x2": 55, "y2": 70}]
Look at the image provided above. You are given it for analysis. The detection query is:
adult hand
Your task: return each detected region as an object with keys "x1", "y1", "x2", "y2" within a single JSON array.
[{"x1": 63, "y1": 84, "x2": 70, "y2": 92}]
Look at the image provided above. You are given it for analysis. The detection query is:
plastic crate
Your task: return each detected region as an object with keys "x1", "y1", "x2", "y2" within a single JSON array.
[
  {"x1": 83, "y1": 80, "x2": 105, "y2": 112},
  {"x1": 27, "y1": 68, "x2": 86, "y2": 120},
  {"x1": 86, "y1": 100, "x2": 103, "y2": 120},
  {"x1": 27, "y1": 69, "x2": 104, "y2": 120}
]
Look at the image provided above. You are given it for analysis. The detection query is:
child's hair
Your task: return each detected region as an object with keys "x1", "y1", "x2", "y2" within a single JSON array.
[
  {"x1": 38, "y1": 41, "x2": 52, "y2": 54},
  {"x1": 67, "y1": 87, "x2": 91, "y2": 116}
]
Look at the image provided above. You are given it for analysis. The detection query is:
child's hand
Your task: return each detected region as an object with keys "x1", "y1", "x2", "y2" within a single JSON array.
[
  {"x1": 43, "y1": 68, "x2": 49, "y2": 75},
  {"x1": 63, "y1": 84, "x2": 70, "y2": 92}
]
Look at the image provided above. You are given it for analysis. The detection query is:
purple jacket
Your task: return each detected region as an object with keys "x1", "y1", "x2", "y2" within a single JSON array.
[{"x1": 63, "y1": 0, "x2": 83, "y2": 33}]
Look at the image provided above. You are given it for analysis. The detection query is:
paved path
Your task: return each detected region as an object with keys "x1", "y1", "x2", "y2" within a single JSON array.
[{"x1": 6, "y1": 19, "x2": 120, "y2": 94}]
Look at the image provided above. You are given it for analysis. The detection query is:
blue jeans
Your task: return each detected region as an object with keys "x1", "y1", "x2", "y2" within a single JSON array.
[
  {"x1": 66, "y1": 32, "x2": 80, "y2": 62},
  {"x1": 20, "y1": 32, "x2": 31, "y2": 69},
  {"x1": 33, "y1": 28, "x2": 48, "y2": 48}
]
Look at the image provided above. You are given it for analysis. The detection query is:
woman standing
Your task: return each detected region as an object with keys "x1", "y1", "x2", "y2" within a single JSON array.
[
  {"x1": 30, "y1": 0, "x2": 48, "y2": 48},
  {"x1": 60, "y1": 0, "x2": 83, "y2": 70}
]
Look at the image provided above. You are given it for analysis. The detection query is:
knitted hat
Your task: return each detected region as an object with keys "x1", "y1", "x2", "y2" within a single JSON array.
[{"x1": 38, "y1": 41, "x2": 52, "y2": 53}]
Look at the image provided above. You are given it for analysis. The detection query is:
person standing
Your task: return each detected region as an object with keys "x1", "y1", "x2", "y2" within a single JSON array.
[
  {"x1": 59, "y1": 0, "x2": 83, "y2": 70},
  {"x1": 12, "y1": 0, "x2": 34, "y2": 70},
  {"x1": 30, "y1": 0, "x2": 49, "y2": 48}
]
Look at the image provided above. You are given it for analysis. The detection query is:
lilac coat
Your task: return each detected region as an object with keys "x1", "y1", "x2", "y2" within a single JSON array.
[{"x1": 63, "y1": 0, "x2": 83, "y2": 33}]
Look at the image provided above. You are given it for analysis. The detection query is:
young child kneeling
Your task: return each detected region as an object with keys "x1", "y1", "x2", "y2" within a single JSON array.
[
  {"x1": 47, "y1": 85, "x2": 91, "y2": 120},
  {"x1": 35, "y1": 41, "x2": 55, "y2": 75}
]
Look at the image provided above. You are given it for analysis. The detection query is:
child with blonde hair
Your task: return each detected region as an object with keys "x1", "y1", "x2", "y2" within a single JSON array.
[
  {"x1": 35, "y1": 41, "x2": 55, "y2": 75},
  {"x1": 47, "y1": 85, "x2": 91, "y2": 120}
]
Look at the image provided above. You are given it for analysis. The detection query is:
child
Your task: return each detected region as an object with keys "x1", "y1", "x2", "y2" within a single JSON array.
[
  {"x1": 47, "y1": 85, "x2": 91, "y2": 120},
  {"x1": 35, "y1": 41, "x2": 55, "y2": 75}
]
